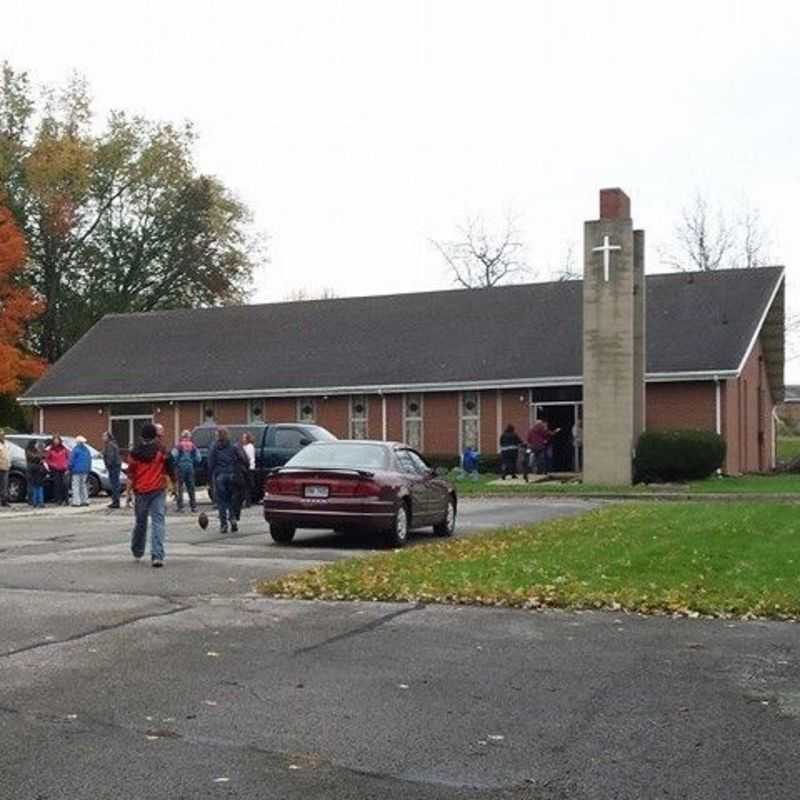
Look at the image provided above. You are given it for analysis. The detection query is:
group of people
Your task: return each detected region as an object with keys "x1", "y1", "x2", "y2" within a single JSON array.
[
  {"x1": 499, "y1": 419, "x2": 562, "y2": 481},
  {"x1": 0, "y1": 430, "x2": 105, "y2": 508}
]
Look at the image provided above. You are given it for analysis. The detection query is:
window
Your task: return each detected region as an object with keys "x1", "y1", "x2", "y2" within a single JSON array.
[
  {"x1": 403, "y1": 393, "x2": 423, "y2": 451},
  {"x1": 109, "y1": 406, "x2": 154, "y2": 451},
  {"x1": 407, "y1": 450, "x2": 430, "y2": 474},
  {"x1": 350, "y1": 395, "x2": 368, "y2": 439},
  {"x1": 395, "y1": 449, "x2": 418, "y2": 474},
  {"x1": 460, "y1": 391, "x2": 480, "y2": 451},
  {"x1": 248, "y1": 400, "x2": 264, "y2": 424},
  {"x1": 200, "y1": 401, "x2": 216, "y2": 425},
  {"x1": 289, "y1": 442, "x2": 389, "y2": 470},
  {"x1": 273, "y1": 428, "x2": 307, "y2": 449},
  {"x1": 297, "y1": 397, "x2": 316, "y2": 423}
]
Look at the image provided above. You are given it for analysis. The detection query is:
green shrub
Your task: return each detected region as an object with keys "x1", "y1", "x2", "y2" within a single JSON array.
[{"x1": 634, "y1": 430, "x2": 726, "y2": 482}]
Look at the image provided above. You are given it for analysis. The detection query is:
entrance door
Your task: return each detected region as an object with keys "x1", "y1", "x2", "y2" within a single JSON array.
[{"x1": 531, "y1": 404, "x2": 578, "y2": 473}]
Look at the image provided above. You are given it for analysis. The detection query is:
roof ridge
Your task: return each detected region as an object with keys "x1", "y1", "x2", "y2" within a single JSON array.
[{"x1": 97, "y1": 266, "x2": 785, "y2": 321}]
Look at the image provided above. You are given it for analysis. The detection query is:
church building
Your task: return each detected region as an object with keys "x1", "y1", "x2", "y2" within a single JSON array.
[{"x1": 20, "y1": 191, "x2": 785, "y2": 476}]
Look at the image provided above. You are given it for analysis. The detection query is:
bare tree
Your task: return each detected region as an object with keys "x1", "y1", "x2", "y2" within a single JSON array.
[
  {"x1": 739, "y1": 206, "x2": 770, "y2": 269},
  {"x1": 431, "y1": 215, "x2": 529, "y2": 288},
  {"x1": 663, "y1": 193, "x2": 774, "y2": 271},
  {"x1": 663, "y1": 193, "x2": 735, "y2": 271},
  {"x1": 284, "y1": 287, "x2": 338, "y2": 302},
  {"x1": 555, "y1": 241, "x2": 581, "y2": 281}
]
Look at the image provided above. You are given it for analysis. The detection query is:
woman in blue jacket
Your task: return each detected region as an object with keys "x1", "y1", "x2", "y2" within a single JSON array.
[{"x1": 69, "y1": 435, "x2": 92, "y2": 507}]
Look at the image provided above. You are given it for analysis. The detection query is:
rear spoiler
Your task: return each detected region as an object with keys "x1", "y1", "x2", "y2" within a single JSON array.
[{"x1": 267, "y1": 467, "x2": 375, "y2": 479}]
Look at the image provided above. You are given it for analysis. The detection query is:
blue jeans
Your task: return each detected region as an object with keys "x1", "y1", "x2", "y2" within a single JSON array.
[
  {"x1": 131, "y1": 490, "x2": 166, "y2": 562},
  {"x1": 176, "y1": 464, "x2": 196, "y2": 511},
  {"x1": 214, "y1": 472, "x2": 235, "y2": 528},
  {"x1": 108, "y1": 465, "x2": 121, "y2": 506},
  {"x1": 31, "y1": 485, "x2": 44, "y2": 507}
]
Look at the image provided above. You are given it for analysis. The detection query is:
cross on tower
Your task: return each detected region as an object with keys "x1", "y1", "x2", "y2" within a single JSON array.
[{"x1": 592, "y1": 234, "x2": 621, "y2": 282}]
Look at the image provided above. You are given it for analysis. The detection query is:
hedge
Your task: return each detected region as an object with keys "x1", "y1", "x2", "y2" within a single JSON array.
[{"x1": 634, "y1": 430, "x2": 726, "y2": 482}]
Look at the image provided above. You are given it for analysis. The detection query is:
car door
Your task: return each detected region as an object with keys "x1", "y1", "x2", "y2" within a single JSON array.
[
  {"x1": 264, "y1": 426, "x2": 308, "y2": 469},
  {"x1": 407, "y1": 449, "x2": 446, "y2": 523},
  {"x1": 395, "y1": 448, "x2": 431, "y2": 524}
]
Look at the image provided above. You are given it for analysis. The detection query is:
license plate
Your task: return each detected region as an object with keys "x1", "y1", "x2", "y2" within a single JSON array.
[{"x1": 304, "y1": 485, "x2": 329, "y2": 498}]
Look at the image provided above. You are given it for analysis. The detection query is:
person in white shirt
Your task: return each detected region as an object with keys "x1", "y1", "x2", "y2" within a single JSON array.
[{"x1": 241, "y1": 432, "x2": 256, "y2": 508}]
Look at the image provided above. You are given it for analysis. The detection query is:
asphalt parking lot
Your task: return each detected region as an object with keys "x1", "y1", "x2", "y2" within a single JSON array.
[{"x1": 2, "y1": 497, "x2": 799, "y2": 799}]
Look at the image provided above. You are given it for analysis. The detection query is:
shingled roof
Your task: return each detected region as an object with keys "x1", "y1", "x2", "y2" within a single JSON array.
[{"x1": 21, "y1": 267, "x2": 785, "y2": 404}]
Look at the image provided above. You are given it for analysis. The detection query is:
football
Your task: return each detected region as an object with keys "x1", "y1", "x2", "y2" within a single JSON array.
[{"x1": 197, "y1": 512, "x2": 209, "y2": 530}]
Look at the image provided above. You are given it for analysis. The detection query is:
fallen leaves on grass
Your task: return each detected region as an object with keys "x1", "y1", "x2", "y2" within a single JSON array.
[{"x1": 257, "y1": 504, "x2": 800, "y2": 620}]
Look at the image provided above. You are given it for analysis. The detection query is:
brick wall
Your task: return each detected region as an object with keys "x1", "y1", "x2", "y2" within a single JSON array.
[
  {"x1": 40, "y1": 405, "x2": 109, "y2": 450},
  {"x1": 421, "y1": 392, "x2": 459, "y2": 454},
  {"x1": 316, "y1": 396, "x2": 348, "y2": 438},
  {"x1": 646, "y1": 382, "x2": 716, "y2": 432},
  {"x1": 500, "y1": 389, "x2": 530, "y2": 449},
  {"x1": 385, "y1": 395, "x2": 404, "y2": 442}
]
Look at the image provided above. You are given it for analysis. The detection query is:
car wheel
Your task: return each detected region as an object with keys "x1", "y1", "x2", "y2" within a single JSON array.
[
  {"x1": 433, "y1": 496, "x2": 456, "y2": 537},
  {"x1": 87, "y1": 473, "x2": 101, "y2": 498},
  {"x1": 8, "y1": 473, "x2": 26, "y2": 504},
  {"x1": 384, "y1": 503, "x2": 409, "y2": 548},
  {"x1": 269, "y1": 523, "x2": 296, "y2": 544}
]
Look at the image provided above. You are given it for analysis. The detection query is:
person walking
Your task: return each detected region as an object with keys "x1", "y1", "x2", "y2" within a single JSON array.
[
  {"x1": 69, "y1": 435, "x2": 92, "y2": 507},
  {"x1": 25, "y1": 440, "x2": 47, "y2": 508},
  {"x1": 45, "y1": 434, "x2": 70, "y2": 505},
  {"x1": 172, "y1": 430, "x2": 200, "y2": 513},
  {"x1": 0, "y1": 430, "x2": 11, "y2": 507},
  {"x1": 102, "y1": 431, "x2": 122, "y2": 509},
  {"x1": 241, "y1": 432, "x2": 256, "y2": 508},
  {"x1": 127, "y1": 422, "x2": 175, "y2": 568},
  {"x1": 526, "y1": 419, "x2": 559, "y2": 476},
  {"x1": 499, "y1": 424, "x2": 522, "y2": 480},
  {"x1": 208, "y1": 427, "x2": 247, "y2": 533}
]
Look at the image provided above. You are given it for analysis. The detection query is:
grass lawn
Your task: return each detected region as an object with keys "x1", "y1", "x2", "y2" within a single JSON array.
[
  {"x1": 452, "y1": 472, "x2": 800, "y2": 496},
  {"x1": 778, "y1": 436, "x2": 800, "y2": 463},
  {"x1": 259, "y1": 503, "x2": 800, "y2": 619}
]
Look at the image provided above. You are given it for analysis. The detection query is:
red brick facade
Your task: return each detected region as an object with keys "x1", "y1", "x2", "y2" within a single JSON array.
[{"x1": 33, "y1": 338, "x2": 778, "y2": 474}]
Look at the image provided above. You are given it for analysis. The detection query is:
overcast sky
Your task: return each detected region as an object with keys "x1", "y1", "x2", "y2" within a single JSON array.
[{"x1": 4, "y1": 1, "x2": 800, "y2": 376}]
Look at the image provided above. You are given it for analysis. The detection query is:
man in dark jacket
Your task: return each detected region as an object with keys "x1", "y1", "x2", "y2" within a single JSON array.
[
  {"x1": 127, "y1": 423, "x2": 175, "y2": 567},
  {"x1": 208, "y1": 427, "x2": 248, "y2": 534},
  {"x1": 102, "y1": 432, "x2": 122, "y2": 509}
]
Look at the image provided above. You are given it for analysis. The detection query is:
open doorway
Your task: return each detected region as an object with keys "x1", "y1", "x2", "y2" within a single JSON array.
[{"x1": 531, "y1": 403, "x2": 582, "y2": 473}]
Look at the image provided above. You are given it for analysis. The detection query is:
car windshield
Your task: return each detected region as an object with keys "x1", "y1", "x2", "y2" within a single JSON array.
[{"x1": 286, "y1": 443, "x2": 389, "y2": 471}]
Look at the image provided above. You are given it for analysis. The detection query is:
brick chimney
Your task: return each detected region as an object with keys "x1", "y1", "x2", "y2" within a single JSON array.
[{"x1": 599, "y1": 188, "x2": 631, "y2": 220}]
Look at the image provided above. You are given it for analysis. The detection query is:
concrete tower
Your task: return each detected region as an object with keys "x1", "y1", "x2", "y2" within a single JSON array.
[{"x1": 582, "y1": 188, "x2": 646, "y2": 485}]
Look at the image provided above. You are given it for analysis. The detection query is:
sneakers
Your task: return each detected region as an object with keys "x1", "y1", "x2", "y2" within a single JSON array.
[
  {"x1": 231, "y1": 522, "x2": 238, "y2": 533},
  {"x1": 151, "y1": 559, "x2": 164, "y2": 568},
  {"x1": 220, "y1": 525, "x2": 228, "y2": 534},
  {"x1": 133, "y1": 554, "x2": 143, "y2": 562}
]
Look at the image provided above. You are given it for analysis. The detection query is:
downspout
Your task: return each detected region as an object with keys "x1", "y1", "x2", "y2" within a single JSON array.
[
  {"x1": 38, "y1": 405, "x2": 44, "y2": 434},
  {"x1": 381, "y1": 391, "x2": 387, "y2": 441},
  {"x1": 714, "y1": 376, "x2": 722, "y2": 475}
]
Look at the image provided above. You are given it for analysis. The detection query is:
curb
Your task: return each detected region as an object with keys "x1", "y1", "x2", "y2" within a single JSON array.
[{"x1": 463, "y1": 492, "x2": 800, "y2": 502}]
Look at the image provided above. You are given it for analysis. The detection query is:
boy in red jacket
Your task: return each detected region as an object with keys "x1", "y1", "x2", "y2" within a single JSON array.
[{"x1": 127, "y1": 423, "x2": 175, "y2": 567}]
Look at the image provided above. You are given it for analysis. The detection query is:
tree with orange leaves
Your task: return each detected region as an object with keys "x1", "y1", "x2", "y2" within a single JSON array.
[{"x1": 0, "y1": 205, "x2": 44, "y2": 394}]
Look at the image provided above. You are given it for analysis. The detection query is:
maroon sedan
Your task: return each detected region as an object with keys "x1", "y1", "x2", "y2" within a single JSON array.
[{"x1": 262, "y1": 441, "x2": 457, "y2": 547}]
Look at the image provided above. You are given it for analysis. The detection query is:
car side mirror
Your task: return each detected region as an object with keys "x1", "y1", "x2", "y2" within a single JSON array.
[
  {"x1": 299, "y1": 438, "x2": 311, "y2": 447},
  {"x1": 433, "y1": 466, "x2": 449, "y2": 478}
]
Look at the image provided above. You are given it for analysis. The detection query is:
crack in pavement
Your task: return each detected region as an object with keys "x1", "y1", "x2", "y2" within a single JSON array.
[
  {"x1": 0, "y1": 701, "x2": 538, "y2": 797},
  {"x1": 0, "y1": 602, "x2": 192, "y2": 659},
  {"x1": 293, "y1": 603, "x2": 425, "y2": 656}
]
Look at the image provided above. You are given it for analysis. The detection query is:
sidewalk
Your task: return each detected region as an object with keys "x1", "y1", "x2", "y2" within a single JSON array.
[{"x1": 0, "y1": 499, "x2": 111, "y2": 520}]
